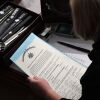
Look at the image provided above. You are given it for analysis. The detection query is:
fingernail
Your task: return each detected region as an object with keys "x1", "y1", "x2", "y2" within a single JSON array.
[{"x1": 27, "y1": 77, "x2": 33, "y2": 82}]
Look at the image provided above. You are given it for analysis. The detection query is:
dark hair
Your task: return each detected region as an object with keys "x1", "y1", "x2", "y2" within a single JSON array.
[{"x1": 71, "y1": 0, "x2": 100, "y2": 40}]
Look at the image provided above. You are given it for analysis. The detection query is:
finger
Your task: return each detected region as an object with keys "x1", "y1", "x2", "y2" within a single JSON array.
[
  {"x1": 28, "y1": 76, "x2": 39, "y2": 83},
  {"x1": 33, "y1": 76, "x2": 39, "y2": 80}
]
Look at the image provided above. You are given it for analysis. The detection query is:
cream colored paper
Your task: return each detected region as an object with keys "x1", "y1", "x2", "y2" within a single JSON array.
[{"x1": 11, "y1": 33, "x2": 86, "y2": 100}]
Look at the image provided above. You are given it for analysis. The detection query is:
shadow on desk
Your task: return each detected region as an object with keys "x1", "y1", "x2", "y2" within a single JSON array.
[{"x1": 0, "y1": 68, "x2": 42, "y2": 100}]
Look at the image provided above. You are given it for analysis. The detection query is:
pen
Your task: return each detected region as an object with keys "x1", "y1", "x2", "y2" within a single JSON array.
[
  {"x1": 0, "y1": 8, "x2": 14, "y2": 24},
  {"x1": 57, "y1": 41, "x2": 90, "y2": 53},
  {"x1": 0, "y1": 15, "x2": 33, "y2": 51},
  {"x1": 4, "y1": 18, "x2": 35, "y2": 48},
  {"x1": 0, "y1": 12, "x2": 28, "y2": 41},
  {"x1": 0, "y1": 27, "x2": 25, "y2": 51},
  {"x1": 2, "y1": 15, "x2": 32, "y2": 42},
  {"x1": 0, "y1": 8, "x2": 22, "y2": 36},
  {"x1": 0, "y1": 15, "x2": 33, "y2": 50},
  {"x1": 0, "y1": 6, "x2": 13, "y2": 19},
  {"x1": 4, "y1": 26, "x2": 29, "y2": 47}
]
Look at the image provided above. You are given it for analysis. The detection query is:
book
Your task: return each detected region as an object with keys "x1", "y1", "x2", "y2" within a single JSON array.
[{"x1": 10, "y1": 33, "x2": 86, "y2": 99}]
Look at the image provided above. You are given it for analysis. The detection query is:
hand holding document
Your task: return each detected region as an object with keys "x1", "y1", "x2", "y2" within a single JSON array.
[{"x1": 10, "y1": 33, "x2": 87, "y2": 99}]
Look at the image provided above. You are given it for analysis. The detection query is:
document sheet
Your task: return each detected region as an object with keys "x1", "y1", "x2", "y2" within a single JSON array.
[
  {"x1": 64, "y1": 53, "x2": 91, "y2": 68},
  {"x1": 11, "y1": 33, "x2": 86, "y2": 99}
]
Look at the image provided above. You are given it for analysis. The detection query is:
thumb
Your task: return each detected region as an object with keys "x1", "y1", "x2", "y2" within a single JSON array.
[{"x1": 28, "y1": 76, "x2": 39, "y2": 83}]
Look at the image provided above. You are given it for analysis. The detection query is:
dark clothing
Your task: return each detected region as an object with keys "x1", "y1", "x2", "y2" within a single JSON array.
[
  {"x1": 41, "y1": 0, "x2": 71, "y2": 23},
  {"x1": 80, "y1": 39, "x2": 100, "y2": 100},
  {"x1": 60, "y1": 98, "x2": 70, "y2": 100},
  {"x1": 61, "y1": 39, "x2": 100, "y2": 100}
]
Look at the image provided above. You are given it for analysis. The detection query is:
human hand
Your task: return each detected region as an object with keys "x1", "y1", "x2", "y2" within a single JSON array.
[{"x1": 28, "y1": 76, "x2": 61, "y2": 100}]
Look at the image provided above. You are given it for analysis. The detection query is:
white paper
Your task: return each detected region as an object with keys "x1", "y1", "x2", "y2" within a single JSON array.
[
  {"x1": 10, "y1": 33, "x2": 86, "y2": 100},
  {"x1": 47, "y1": 34, "x2": 93, "y2": 54},
  {"x1": 64, "y1": 53, "x2": 92, "y2": 68},
  {"x1": 19, "y1": 0, "x2": 41, "y2": 14}
]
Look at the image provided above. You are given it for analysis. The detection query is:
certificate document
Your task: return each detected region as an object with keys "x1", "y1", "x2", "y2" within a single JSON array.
[{"x1": 11, "y1": 33, "x2": 86, "y2": 99}]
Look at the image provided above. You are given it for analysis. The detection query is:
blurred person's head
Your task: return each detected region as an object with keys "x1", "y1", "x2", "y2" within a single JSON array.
[{"x1": 70, "y1": 0, "x2": 100, "y2": 41}]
